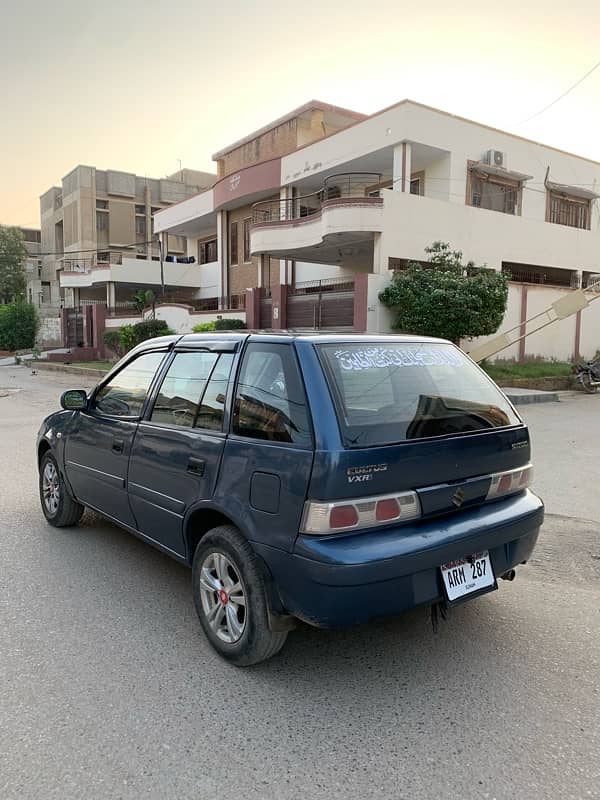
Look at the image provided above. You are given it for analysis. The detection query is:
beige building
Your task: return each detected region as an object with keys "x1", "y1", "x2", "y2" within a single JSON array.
[{"x1": 41, "y1": 166, "x2": 216, "y2": 313}]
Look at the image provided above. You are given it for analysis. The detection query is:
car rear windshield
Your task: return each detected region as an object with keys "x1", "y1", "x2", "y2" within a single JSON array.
[{"x1": 317, "y1": 342, "x2": 521, "y2": 447}]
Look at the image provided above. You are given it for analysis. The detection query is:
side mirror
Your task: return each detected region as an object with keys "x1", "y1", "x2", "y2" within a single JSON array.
[{"x1": 60, "y1": 389, "x2": 88, "y2": 411}]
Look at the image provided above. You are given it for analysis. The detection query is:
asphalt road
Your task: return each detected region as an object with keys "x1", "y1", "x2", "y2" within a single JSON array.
[{"x1": 1, "y1": 366, "x2": 599, "y2": 800}]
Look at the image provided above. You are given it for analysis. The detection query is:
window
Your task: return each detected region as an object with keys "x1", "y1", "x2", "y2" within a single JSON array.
[
  {"x1": 96, "y1": 211, "x2": 108, "y2": 231},
  {"x1": 150, "y1": 352, "x2": 219, "y2": 427},
  {"x1": 468, "y1": 165, "x2": 520, "y2": 215},
  {"x1": 318, "y1": 342, "x2": 520, "y2": 447},
  {"x1": 96, "y1": 199, "x2": 108, "y2": 210},
  {"x1": 243, "y1": 218, "x2": 251, "y2": 263},
  {"x1": 199, "y1": 239, "x2": 218, "y2": 264},
  {"x1": 195, "y1": 354, "x2": 235, "y2": 431},
  {"x1": 233, "y1": 344, "x2": 311, "y2": 446},
  {"x1": 230, "y1": 221, "x2": 238, "y2": 265},
  {"x1": 135, "y1": 216, "x2": 147, "y2": 239},
  {"x1": 547, "y1": 192, "x2": 590, "y2": 230},
  {"x1": 135, "y1": 204, "x2": 146, "y2": 214},
  {"x1": 94, "y1": 352, "x2": 165, "y2": 417}
]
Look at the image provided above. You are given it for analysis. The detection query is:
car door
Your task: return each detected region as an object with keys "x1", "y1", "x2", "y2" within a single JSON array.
[
  {"x1": 216, "y1": 341, "x2": 314, "y2": 553},
  {"x1": 126, "y1": 342, "x2": 239, "y2": 556},
  {"x1": 64, "y1": 350, "x2": 167, "y2": 528}
]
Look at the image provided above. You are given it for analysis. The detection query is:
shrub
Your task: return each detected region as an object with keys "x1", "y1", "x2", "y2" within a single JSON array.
[
  {"x1": 116, "y1": 325, "x2": 136, "y2": 354},
  {"x1": 379, "y1": 242, "x2": 509, "y2": 344},
  {"x1": 132, "y1": 319, "x2": 172, "y2": 342},
  {"x1": 0, "y1": 302, "x2": 38, "y2": 350},
  {"x1": 192, "y1": 321, "x2": 217, "y2": 332},
  {"x1": 214, "y1": 317, "x2": 246, "y2": 330},
  {"x1": 105, "y1": 319, "x2": 173, "y2": 357},
  {"x1": 102, "y1": 329, "x2": 124, "y2": 358}
]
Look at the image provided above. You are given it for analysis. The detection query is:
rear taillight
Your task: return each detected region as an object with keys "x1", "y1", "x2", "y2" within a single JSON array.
[
  {"x1": 486, "y1": 464, "x2": 533, "y2": 501},
  {"x1": 300, "y1": 491, "x2": 421, "y2": 535}
]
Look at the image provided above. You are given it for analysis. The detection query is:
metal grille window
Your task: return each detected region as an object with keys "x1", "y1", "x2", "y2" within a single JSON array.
[
  {"x1": 199, "y1": 239, "x2": 218, "y2": 264},
  {"x1": 547, "y1": 192, "x2": 590, "y2": 230},
  {"x1": 135, "y1": 216, "x2": 146, "y2": 239},
  {"x1": 470, "y1": 173, "x2": 519, "y2": 215},
  {"x1": 243, "y1": 218, "x2": 251, "y2": 262},
  {"x1": 230, "y1": 222, "x2": 238, "y2": 265}
]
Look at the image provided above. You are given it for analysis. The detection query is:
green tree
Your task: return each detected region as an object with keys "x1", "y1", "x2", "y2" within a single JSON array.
[
  {"x1": 379, "y1": 242, "x2": 509, "y2": 343},
  {"x1": 0, "y1": 226, "x2": 28, "y2": 303},
  {"x1": 132, "y1": 289, "x2": 156, "y2": 318}
]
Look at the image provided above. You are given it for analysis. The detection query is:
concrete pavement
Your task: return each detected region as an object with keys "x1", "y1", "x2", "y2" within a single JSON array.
[{"x1": 1, "y1": 366, "x2": 598, "y2": 800}]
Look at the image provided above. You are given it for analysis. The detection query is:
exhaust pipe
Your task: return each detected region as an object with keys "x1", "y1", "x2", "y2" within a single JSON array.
[{"x1": 501, "y1": 569, "x2": 516, "y2": 581}]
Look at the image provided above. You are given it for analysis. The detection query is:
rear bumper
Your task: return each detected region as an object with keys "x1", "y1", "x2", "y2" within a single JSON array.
[{"x1": 253, "y1": 490, "x2": 543, "y2": 628}]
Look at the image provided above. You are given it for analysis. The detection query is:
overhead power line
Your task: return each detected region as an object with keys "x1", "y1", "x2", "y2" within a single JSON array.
[{"x1": 516, "y1": 58, "x2": 600, "y2": 125}]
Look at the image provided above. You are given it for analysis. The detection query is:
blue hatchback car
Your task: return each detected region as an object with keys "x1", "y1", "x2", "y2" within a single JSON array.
[{"x1": 37, "y1": 333, "x2": 543, "y2": 665}]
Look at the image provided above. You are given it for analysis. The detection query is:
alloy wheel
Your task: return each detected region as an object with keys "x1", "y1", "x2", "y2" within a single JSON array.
[
  {"x1": 199, "y1": 552, "x2": 247, "y2": 643},
  {"x1": 42, "y1": 461, "x2": 60, "y2": 516}
]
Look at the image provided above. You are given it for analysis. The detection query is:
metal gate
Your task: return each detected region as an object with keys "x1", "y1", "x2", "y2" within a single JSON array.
[
  {"x1": 65, "y1": 308, "x2": 84, "y2": 348},
  {"x1": 287, "y1": 278, "x2": 355, "y2": 330}
]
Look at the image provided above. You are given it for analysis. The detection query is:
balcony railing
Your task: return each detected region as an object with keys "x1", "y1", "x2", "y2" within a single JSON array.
[{"x1": 252, "y1": 173, "x2": 383, "y2": 225}]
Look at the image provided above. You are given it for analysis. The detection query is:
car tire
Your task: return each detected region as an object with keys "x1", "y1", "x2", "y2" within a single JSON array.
[
  {"x1": 192, "y1": 524, "x2": 288, "y2": 666},
  {"x1": 39, "y1": 451, "x2": 84, "y2": 528}
]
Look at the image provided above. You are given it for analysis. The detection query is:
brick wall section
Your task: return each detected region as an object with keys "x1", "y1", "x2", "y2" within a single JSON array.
[
  {"x1": 218, "y1": 121, "x2": 298, "y2": 177},
  {"x1": 227, "y1": 198, "x2": 281, "y2": 297}
]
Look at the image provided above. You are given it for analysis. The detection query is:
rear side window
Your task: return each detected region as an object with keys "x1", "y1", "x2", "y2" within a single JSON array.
[
  {"x1": 94, "y1": 352, "x2": 165, "y2": 417},
  {"x1": 318, "y1": 342, "x2": 520, "y2": 447},
  {"x1": 233, "y1": 343, "x2": 311, "y2": 446}
]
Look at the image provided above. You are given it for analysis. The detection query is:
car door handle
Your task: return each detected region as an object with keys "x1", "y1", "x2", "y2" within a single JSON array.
[
  {"x1": 112, "y1": 438, "x2": 125, "y2": 453},
  {"x1": 187, "y1": 457, "x2": 205, "y2": 476}
]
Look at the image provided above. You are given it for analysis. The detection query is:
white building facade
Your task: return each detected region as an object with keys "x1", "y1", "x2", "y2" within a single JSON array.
[{"x1": 151, "y1": 100, "x2": 600, "y2": 360}]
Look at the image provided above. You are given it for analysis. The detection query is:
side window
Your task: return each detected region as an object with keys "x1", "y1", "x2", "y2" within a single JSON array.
[
  {"x1": 150, "y1": 352, "x2": 218, "y2": 427},
  {"x1": 233, "y1": 343, "x2": 311, "y2": 446},
  {"x1": 94, "y1": 352, "x2": 165, "y2": 417},
  {"x1": 195, "y1": 354, "x2": 234, "y2": 431}
]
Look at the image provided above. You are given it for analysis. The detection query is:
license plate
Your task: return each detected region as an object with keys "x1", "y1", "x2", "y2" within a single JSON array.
[{"x1": 440, "y1": 551, "x2": 495, "y2": 602}]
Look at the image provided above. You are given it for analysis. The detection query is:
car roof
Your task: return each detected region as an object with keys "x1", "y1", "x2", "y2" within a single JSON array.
[{"x1": 174, "y1": 331, "x2": 450, "y2": 346}]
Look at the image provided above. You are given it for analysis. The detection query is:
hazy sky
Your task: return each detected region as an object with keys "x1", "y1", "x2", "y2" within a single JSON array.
[{"x1": 1, "y1": 0, "x2": 599, "y2": 226}]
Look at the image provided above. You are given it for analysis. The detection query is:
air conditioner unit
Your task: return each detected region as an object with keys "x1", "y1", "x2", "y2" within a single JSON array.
[{"x1": 484, "y1": 149, "x2": 506, "y2": 168}]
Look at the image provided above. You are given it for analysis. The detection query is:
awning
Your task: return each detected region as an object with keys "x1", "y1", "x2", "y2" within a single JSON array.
[
  {"x1": 545, "y1": 180, "x2": 600, "y2": 201},
  {"x1": 472, "y1": 162, "x2": 533, "y2": 182}
]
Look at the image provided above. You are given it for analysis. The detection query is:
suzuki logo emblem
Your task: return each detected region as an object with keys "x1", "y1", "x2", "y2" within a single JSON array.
[{"x1": 452, "y1": 488, "x2": 466, "y2": 508}]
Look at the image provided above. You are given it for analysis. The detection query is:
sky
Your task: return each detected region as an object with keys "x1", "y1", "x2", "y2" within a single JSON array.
[{"x1": 1, "y1": 0, "x2": 599, "y2": 227}]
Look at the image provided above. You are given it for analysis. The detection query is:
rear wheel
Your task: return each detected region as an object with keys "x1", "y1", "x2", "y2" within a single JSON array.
[
  {"x1": 39, "y1": 452, "x2": 84, "y2": 527},
  {"x1": 192, "y1": 525, "x2": 288, "y2": 666},
  {"x1": 581, "y1": 372, "x2": 599, "y2": 394}
]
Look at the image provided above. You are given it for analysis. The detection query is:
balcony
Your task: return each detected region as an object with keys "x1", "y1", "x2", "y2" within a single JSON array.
[
  {"x1": 59, "y1": 255, "x2": 212, "y2": 291},
  {"x1": 251, "y1": 173, "x2": 384, "y2": 265}
]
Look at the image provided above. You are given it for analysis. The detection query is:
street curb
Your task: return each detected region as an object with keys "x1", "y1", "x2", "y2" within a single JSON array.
[
  {"x1": 29, "y1": 361, "x2": 109, "y2": 380},
  {"x1": 503, "y1": 387, "x2": 559, "y2": 405}
]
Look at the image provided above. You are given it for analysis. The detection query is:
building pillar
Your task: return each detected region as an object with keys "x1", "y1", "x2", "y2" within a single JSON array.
[
  {"x1": 217, "y1": 210, "x2": 229, "y2": 309},
  {"x1": 353, "y1": 273, "x2": 369, "y2": 332},
  {"x1": 271, "y1": 284, "x2": 287, "y2": 330},
  {"x1": 91, "y1": 303, "x2": 107, "y2": 356},
  {"x1": 393, "y1": 142, "x2": 412, "y2": 192},
  {"x1": 245, "y1": 287, "x2": 260, "y2": 330},
  {"x1": 106, "y1": 281, "x2": 116, "y2": 310}
]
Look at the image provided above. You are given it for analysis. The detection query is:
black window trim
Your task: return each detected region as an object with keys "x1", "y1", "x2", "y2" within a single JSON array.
[
  {"x1": 90, "y1": 348, "x2": 172, "y2": 421},
  {"x1": 141, "y1": 347, "x2": 240, "y2": 435},
  {"x1": 228, "y1": 340, "x2": 314, "y2": 449}
]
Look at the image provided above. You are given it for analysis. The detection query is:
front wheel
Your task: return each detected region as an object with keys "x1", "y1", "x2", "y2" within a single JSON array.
[
  {"x1": 192, "y1": 525, "x2": 288, "y2": 666},
  {"x1": 580, "y1": 372, "x2": 599, "y2": 394},
  {"x1": 39, "y1": 452, "x2": 84, "y2": 527}
]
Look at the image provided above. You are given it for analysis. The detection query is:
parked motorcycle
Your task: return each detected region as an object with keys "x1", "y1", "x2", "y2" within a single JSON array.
[{"x1": 573, "y1": 358, "x2": 600, "y2": 394}]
